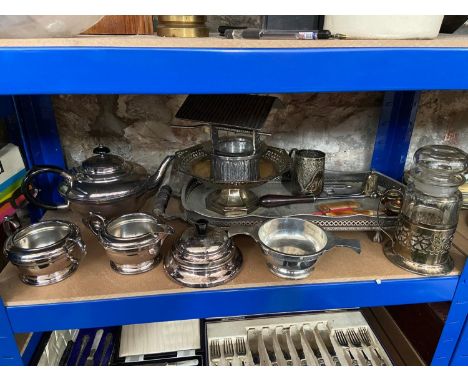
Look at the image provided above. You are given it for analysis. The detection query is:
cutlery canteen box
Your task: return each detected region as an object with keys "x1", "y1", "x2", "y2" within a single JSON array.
[{"x1": 205, "y1": 310, "x2": 393, "y2": 366}]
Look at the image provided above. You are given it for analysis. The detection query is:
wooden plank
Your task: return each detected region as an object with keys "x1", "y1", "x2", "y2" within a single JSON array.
[
  {"x1": 0, "y1": 198, "x2": 464, "y2": 307},
  {"x1": 1, "y1": 34, "x2": 468, "y2": 49},
  {"x1": 82, "y1": 16, "x2": 153, "y2": 35}
]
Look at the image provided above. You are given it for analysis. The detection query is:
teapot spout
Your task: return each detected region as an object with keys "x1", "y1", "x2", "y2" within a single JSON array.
[{"x1": 148, "y1": 155, "x2": 174, "y2": 191}]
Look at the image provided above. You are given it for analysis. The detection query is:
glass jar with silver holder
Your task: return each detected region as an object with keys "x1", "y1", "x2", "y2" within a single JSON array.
[
  {"x1": 228, "y1": 217, "x2": 361, "y2": 279},
  {"x1": 3, "y1": 217, "x2": 86, "y2": 286},
  {"x1": 21, "y1": 145, "x2": 174, "y2": 219},
  {"x1": 381, "y1": 145, "x2": 467, "y2": 275},
  {"x1": 86, "y1": 212, "x2": 174, "y2": 275},
  {"x1": 164, "y1": 219, "x2": 242, "y2": 287}
]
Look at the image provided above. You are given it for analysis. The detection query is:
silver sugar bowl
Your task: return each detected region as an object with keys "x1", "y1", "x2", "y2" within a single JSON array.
[
  {"x1": 3, "y1": 218, "x2": 86, "y2": 286},
  {"x1": 87, "y1": 212, "x2": 174, "y2": 275},
  {"x1": 164, "y1": 219, "x2": 242, "y2": 288}
]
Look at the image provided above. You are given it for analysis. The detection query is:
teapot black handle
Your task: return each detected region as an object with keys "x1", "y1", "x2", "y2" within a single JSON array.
[
  {"x1": 153, "y1": 185, "x2": 172, "y2": 216},
  {"x1": 21, "y1": 166, "x2": 72, "y2": 210}
]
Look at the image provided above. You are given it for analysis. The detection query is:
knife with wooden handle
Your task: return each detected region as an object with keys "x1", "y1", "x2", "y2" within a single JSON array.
[{"x1": 302, "y1": 325, "x2": 326, "y2": 366}]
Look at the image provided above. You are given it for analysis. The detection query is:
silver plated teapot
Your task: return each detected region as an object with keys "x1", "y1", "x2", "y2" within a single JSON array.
[{"x1": 22, "y1": 145, "x2": 173, "y2": 218}]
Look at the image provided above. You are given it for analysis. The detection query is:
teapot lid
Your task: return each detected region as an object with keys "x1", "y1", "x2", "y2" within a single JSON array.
[
  {"x1": 81, "y1": 145, "x2": 128, "y2": 177},
  {"x1": 62, "y1": 145, "x2": 149, "y2": 202}
]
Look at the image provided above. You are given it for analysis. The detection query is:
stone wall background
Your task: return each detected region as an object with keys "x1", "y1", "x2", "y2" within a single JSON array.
[
  {"x1": 52, "y1": 91, "x2": 468, "y2": 175},
  {"x1": 50, "y1": 16, "x2": 468, "y2": 171},
  {"x1": 405, "y1": 92, "x2": 468, "y2": 167}
]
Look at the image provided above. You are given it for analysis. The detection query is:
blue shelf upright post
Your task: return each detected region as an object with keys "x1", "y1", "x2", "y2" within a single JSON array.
[
  {"x1": 432, "y1": 258, "x2": 468, "y2": 366},
  {"x1": 371, "y1": 91, "x2": 421, "y2": 180},
  {"x1": 0, "y1": 299, "x2": 23, "y2": 365},
  {"x1": 0, "y1": 95, "x2": 66, "y2": 222}
]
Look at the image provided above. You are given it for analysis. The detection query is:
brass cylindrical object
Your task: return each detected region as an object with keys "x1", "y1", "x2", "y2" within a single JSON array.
[{"x1": 156, "y1": 15, "x2": 209, "y2": 37}]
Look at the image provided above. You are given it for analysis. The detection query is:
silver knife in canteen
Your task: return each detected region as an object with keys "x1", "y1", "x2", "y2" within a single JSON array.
[
  {"x1": 98, "y1": 332, "x2": 113, "y2": 366},
  {"x1": 289, "y1": 326, "x2": 307, "y2": 366},
  {"x1": 75, "y1": 334, "x2": 90, "y2": 366},
  {"x1": 318, "y1": 324, "x2": 341, "y2": 366},
  {"x1": 302, "y1": 325, "x2": 326, "y2": 366},
  {"x1": 85, "y1": 329, "x2": 104, "y2": 366},
  {"x1": 247, "y1": 329, "x2": 261, "y2": 366},
  {"x1": 262, "y1": 327, "x2": 278, "y2": 366},
  {"x1": 277, "y1": 327, "x2": 293, "y2": 366}
]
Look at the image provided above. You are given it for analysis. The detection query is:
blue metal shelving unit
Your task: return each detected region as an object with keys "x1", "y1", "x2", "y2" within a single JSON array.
[{"x1": 0, "y1": 40, "x2": 467, "y2": 366}]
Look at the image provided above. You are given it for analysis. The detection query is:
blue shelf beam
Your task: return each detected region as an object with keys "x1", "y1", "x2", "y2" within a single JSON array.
[
  {"x1": 5, "y1": 276, "x2": 458, "y2": 334},
  {"x1": 1, "y1": 47, "x2": 468, "y2": 95}
]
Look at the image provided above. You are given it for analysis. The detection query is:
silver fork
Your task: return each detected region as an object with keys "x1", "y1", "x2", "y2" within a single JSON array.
[
  {"x1": 236, "y1": 337, "x2": 247, "y2": 366},
  {"x1": 224, "y1": 338, "x2": 235, "y2": 366},
  {"x1": 359, "y1": 327, "x2": 387, "y2": 366},
  {"x1": 210, "y1": 339, "x2": 221, "y2": 366},
  {"x1": 347, "y1": 329, "x2": 372, "y2": 366},
  {"x1": 335, "y1": 330, "x2": 359, "y2": 366}
]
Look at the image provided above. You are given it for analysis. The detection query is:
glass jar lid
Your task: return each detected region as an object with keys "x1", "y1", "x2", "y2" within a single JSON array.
[
  {"x1": 412, "y1": 145, "x2": 467, "y2": 187},
  {"x1": 63, "y1": 146, "x2": 150, "y2": 202},
  {"x1": 174, "y1": 219, "x2": 232, "y2": 260}
]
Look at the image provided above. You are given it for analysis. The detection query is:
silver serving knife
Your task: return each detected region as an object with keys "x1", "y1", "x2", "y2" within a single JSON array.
[
  {"x1": 302, "y1": 325, "x2": 326, "y2": 366},
  {"x1": 85, "y1": 329, "x2": 104, "y2": 366},
  {"x1": 262, "y1": 328, "x2": 278, "y2": 366},
  {"x1": 98, "y1": 333, "x2": 113, "y2": 366},
  {"x1": 318, "y1": 325, "x2": 341, "y2": 366},
  {"x1": 247, "y1": 329, "x2": 261, "y2": 366},
  {"x1": 75, "y1": 334, "x2": 90, "y2": 366},
  {"x1": 277, "y1": 328, "x2": 293, "y2": 366},
  {"x1": 289, "y1": 326, "x2": 307, "y2": 366}
]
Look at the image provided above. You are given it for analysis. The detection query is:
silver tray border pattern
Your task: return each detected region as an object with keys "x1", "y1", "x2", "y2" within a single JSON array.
[
  {"x1": 180, "y1": 171, "x2": 405, "y2": 231},
  {"x1": 174, "y1": 142, "x2": 291, "y2": 188}
]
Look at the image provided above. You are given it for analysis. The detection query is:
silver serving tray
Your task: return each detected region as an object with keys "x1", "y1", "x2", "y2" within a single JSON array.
[{"x1": 181, "y1": 171, "x2": 404, "y2": 231}]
